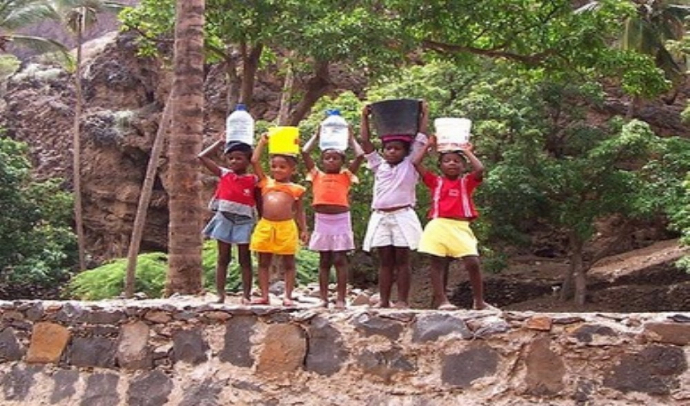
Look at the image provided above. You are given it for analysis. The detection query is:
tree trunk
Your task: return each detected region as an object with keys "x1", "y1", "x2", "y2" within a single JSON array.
[
  {"x1": 165, "y1": 0, "x2": 205, "y2": 296},
  {"x1": 570, "y1": 232, "x2": 587, "y2": 306},
  {"x1": 287, "y1": 61, "x2": 332, "y2": 125},
  {"x1": 626, "y1": 95, "x2": 639, "y2": 120},
  {"x1": 277, "y1": 60, "x2": 294, "y2": 125},
  {"x1": 239, "y1": 43, "x2": 262, "y2": 105},
  {"x1": 124, "y1": 97, "x2": 173, "y2": 298},
  {"x1": 224, "y1": 53, "x2": 240, "y2": 114},
  {"x1": 559, "y1": 265, "x2": 574, "y2": 301},
  {"x1": 73, "y1": 18, "x2": 86, "y2": 271}
]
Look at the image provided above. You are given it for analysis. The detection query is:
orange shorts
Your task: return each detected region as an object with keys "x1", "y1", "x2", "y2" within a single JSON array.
[{"x1": 250, "y1": 218, "x2": 298, "y2": 255}]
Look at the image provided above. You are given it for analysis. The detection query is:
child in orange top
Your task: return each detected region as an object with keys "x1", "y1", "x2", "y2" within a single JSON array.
[
  {"x1": 302, "y1": 127, "x2": 365, "y2": 308},
  {"x1": 250, "y1": 133, "x2": 308, "y2": 306}
]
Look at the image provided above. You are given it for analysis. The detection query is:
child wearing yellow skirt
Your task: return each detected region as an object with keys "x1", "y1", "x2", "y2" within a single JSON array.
[
  {"x1": 412, "y1": 137, "x2": 494, "y2": 310},
  {"x1": 250, "y1": 134, "x2": 308, "y2": 306}
]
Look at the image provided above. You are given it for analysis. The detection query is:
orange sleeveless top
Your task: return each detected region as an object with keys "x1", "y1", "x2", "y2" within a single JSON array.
[
  {"x1": 258, "y1": 177, "x2": 306, "y2": 200},
  {"x1": 307, "y1": 168, "x2": 357, "y2": 207}
]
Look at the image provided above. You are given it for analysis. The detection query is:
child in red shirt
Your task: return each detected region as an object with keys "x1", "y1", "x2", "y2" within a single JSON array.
[
  {"x1": 199, "y1": 139, "x2": 259, "y2": 304},
  {"x1": 302, "y1": 128, "x2": 365, "y2": 309},
  {"x1": 412, "y1": 137, "x2": 494, "y2": 310}
]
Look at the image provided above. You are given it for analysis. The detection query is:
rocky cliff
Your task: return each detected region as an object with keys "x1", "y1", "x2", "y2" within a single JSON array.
[{"x1": 1, "y1": 31, "x2": 365, "y2": 262}]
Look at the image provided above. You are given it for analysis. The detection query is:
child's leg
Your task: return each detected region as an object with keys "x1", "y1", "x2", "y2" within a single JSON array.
[
  {"x1": 393, "y1": 247, "x2": 411, "y2": 308},
  {"x1": 237, "y1": 244, "x2": 252, "y2": 304},
  {"x1": 282, "y1": 254, "x2": 296, "y2": 306},
  {"x1": 332, "y1": 251, "x2": 349, "y2": 309},
  {"x1": 215, "y1": 241, "x2": 232, "y2": 303},
  {"x1": 377, "y1": 246, "x2": 395, "y2": 308},
  {"x1": 430, "y1": 255, "x2": 454, "y2": 309},
  {"x1": 462, "y1": 255, "x2": 487, "y2": 309},
  {"x1": 318, "y1": 251, "x2": 334, "y2": 307},
  {"x1": 252, "y1": 252, "x2": 272, "y2": 305}
]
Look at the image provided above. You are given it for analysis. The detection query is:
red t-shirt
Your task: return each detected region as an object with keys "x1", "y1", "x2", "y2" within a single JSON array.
[
  {"x1": 423, "y1": 171, "x2": 481, "y2": 220},
  {"x1": 216, "y1": 169, "x2": 258, "y2": 206}
]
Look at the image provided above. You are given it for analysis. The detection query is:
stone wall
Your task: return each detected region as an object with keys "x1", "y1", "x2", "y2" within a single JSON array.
[{"x1": 0, "y1": 300, "x2": 688, "y2": 405}]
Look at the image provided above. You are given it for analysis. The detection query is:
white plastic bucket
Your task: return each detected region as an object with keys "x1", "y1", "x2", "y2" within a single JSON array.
[{"x1": 434, "y1": 117, "x2": 472, "y2": 151}]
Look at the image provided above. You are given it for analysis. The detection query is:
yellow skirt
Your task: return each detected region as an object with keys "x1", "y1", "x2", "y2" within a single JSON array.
[
  {"x1": 418, "y1": 218, "x2": 478, "y2": 258},
  {"x1": 250, "y1": 218, "x2": 298, "y2": 255}
]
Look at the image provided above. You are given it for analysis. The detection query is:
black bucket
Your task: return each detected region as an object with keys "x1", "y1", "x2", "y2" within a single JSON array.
[{"x1": 370, "y1": 99, "x2": 421, "y2": 137}]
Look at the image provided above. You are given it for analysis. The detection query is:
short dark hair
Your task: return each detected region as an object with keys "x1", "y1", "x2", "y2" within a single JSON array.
[
  {"x1": 224, "y1": 141, "x2": 253, "y2": 159},
  {"x1": 383, "y1": 139, "x2": 412, "y2": 155},
  {"x1": 271, "y1": 154, "x2": 298, "y2": 167},
  {"x1": 437, "y1": 150, "x2": 466, "y2": 165}
]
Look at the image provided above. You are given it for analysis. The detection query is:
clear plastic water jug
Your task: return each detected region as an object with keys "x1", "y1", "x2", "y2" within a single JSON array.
[
  {"x1": 225, "y1": 104, "x2": 255, "y2": 146},
  {"x1": 319, "y1": 109, "x2": 349, "y2": 151},
  {"x1": 434, "y1": 117, "x2": 472, "y2": 152}
]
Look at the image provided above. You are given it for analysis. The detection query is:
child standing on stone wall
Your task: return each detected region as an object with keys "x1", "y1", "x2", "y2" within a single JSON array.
[
  {"x1": 301, "y1": 127, "x2": 365, "y2": 309},
  {"x1": 412, "y1": 137, "x2": 495, "y2": 310},
  {"x1": 199, "y1": 140, "x2": 258, "y2": 304},
  {"x1": 359, "y1": 102, "x2": 429, "y2": 309},
  {"x1": 249, "y1": 134, "x2": 309, "y2": 306}
]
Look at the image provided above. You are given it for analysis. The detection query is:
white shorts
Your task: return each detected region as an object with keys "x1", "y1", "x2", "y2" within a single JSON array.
[{"x1": 363, "y1": 207, "x2": 422, "y2": 251}]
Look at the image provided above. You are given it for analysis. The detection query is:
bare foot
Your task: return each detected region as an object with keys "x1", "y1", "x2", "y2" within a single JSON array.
[
  {"x1": 216, "y1": 295, "x2": 225, "y2": 304},
  {"x1": 240, "y1": 297, "x2": 251, "y2": 305},
  {"x1": 474, "y1": 302, "x2": 500, "y2": 311},
  {"x1": 319, "y1": 300, "x2": 329, "y2": 308},
  {"x1": 251, "y1": 297, "x2": 270, "y2": 305},
  {"x1": 334, "y1": 300, "x2": 346, "y2": 310},
  {"x1": 394, "y1": 301, "x2": 409, "y2": 309},
  {"x1": 282, "y1": 298, "x2": 294, "y2": 307},
  {"x1": 438, "y1": 303, "x2": 458, "y2": 311}
]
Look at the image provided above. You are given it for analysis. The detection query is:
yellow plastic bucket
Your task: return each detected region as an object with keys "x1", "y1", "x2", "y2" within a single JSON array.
[{"x1": 268, "y1": 126, "x2": 300, "y2": 155}]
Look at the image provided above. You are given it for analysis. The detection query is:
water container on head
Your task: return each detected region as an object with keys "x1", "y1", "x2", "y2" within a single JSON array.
[
  {"x1": 225, "y1": 104, "x2": 255, "y2": 146},
  {"x1": 434, "y1": 117, "x2": 472, "y2": 152},
  {"x1": 268, "y1": 126, "x2": 300, "y2": 155},
  {"x1": 319, "y1": 109, "x2": 349, "y2": 151},
  {"x1": 370, "y1": 99, "x2": 421, "y2": 137}
]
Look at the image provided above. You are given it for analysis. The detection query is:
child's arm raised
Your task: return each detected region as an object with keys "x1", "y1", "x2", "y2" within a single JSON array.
[
  {"x1": 461, "y1": 142, "x2": 484, "y2": 181},
  {"x1": 348, "y1": 125, "x2": 366, "y2": 174},
  {"x1": 412, "y1": 135, "x2": 434, "y2": 178},
  {"x1": 359, "y1": 104, "x2": 375, "y2": 154},
  {"x1": 198, "y1": 139, "x2": 224, "y2": 176},
  {"x1": 251, "y1": 133, "x2": 268, "y2": 181},
  {"x1": 301, "y1": 128, "x2": 318, "y2": 172},
  {"x1": 295, "y1": 196, "x2": 309, "y2": 245},
  {"x1": 410, "y1": 101, "x2": 429, "y2": 155}
]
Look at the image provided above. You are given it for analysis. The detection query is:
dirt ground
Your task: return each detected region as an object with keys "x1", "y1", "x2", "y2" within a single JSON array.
[{"x1": 410, "y1": 239, "x2": 690, "y2": 313}]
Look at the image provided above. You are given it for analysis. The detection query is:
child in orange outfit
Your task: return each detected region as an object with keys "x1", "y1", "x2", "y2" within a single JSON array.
[
  {"x1": 302, "y1": 127, "x2": 365, "y2": 309},
  {"x1": 250, "y1": 134, "x2": 308, "y2": 306}
]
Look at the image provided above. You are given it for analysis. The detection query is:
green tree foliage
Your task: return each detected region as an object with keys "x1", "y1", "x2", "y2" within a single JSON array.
[
  {"x1": 0, "y1": 136, "x2": 76, "y2": 294},
  {"x1": 0, "y1": 0, "x2": 68, "y2": 54},
  {"x1": 67, "y1": 241, "x2": 320, "y2": 300},
  {"x1": 350, "y1": 60, "x2": 690, "y2": 304}
]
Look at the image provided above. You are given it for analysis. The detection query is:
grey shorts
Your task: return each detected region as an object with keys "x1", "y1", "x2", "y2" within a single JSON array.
[{"x1": 203, "y1": 212, "x2": 255, "y2": 244}]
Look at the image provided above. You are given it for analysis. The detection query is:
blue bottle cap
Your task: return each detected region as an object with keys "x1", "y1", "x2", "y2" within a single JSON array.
[
  {"x1": 236, "y1": 104, "x2": 247, "y2": 111},
  {"x1": 326, "y1": 109, "x2": 341, "y2": 116}
]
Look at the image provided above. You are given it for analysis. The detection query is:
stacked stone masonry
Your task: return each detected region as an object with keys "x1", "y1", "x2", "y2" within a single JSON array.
[{"x1": 0, "y1": 300, "x2": 689, "y2": 405}]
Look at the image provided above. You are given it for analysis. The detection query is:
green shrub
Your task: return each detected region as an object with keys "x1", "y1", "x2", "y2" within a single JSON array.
[{"x1": 67, "y1": 241, "x2": 321, "y2": 300}]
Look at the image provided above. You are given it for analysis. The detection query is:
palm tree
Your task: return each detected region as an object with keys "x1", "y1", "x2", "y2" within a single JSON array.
[
  {"x1": 165, "y1": 0, "x2": 205, "y2": 295},
  {"x1": 50, "y1": 0, "x2": 124, "y2": 270},
  {"x1": 579, "y1": 1, "x2": 690, "y2": 115},
  {"x1": 622, "y1": 0, "x2": 690, "y2": 110},
  {"x1": 0, "y1": 0, "x2": 67, "y2": 55}
]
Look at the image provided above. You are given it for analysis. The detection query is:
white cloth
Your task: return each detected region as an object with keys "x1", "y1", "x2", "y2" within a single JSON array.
[
  {"x1": 365, "y1": 133, "x2": 427, "y2": 210},
  {"x1": 362, "y1": 207, "x2": 423, "y2": 251}
]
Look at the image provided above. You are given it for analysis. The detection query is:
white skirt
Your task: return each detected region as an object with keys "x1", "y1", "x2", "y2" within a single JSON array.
[{"x1": 362, "y1": 207, "x2": 422, "y2": 251}]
